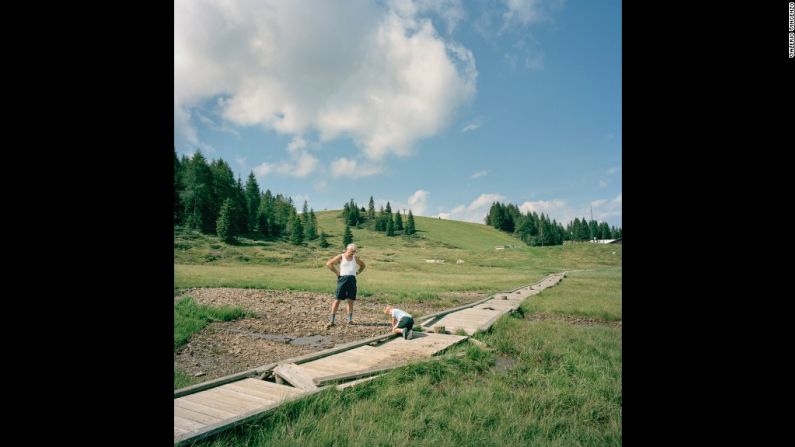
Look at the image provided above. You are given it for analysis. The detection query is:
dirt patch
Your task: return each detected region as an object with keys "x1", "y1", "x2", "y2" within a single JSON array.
[
  {"x1": 524, "y1": 312, "x2": 622, "y2": 328},
  {"x1": 175, "y1": 288, "x2": 486, "y2": 382}
]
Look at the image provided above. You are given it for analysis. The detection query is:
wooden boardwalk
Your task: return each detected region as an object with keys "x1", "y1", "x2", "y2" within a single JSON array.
[
  {"x1": 174, "y1": 378, "x2": 310, "y2": 444},
  {"x1": 273, "y1": 333, "x2": 468, "y2": 391},
  {"x1": 421, "y1": 272, "x2": 565, "y2": 335},
  {"x1": 174, "y1": 272, "x2": 565, "y2": 445}
]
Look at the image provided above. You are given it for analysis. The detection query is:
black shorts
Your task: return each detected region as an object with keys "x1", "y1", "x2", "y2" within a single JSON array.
[
  {"x1": 335, "y1": 275, "x2": 357, "y2": 300},
  {"x1": 396, "y1": 316, "x2": 414, "y2": 330}
]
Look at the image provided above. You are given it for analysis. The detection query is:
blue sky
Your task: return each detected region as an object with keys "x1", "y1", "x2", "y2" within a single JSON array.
[{"x1": 175, "y1": 0, "x2": 621, "y2": 227}]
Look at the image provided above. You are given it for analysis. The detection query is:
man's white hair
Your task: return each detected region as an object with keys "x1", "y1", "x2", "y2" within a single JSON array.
[{"x1": 346, "y1": 243, "x2": 358, "y2": 251}]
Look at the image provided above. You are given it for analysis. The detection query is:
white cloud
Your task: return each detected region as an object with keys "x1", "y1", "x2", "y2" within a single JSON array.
[
  {"x1": 314, "y1": 180, "x2": 328, "y2": 191},
  {"x1": 372, "y1": 190, "x2": 428, "y2": 217},
  {"x1": 606, "y1": 166, "x2": 621, "y2": 175},
  {"x1": 175, "y1": 0, "x2": 477, "y2": 162},
  {"x1": 519, "y1": 199, "x2": 568, "y2": 217},
  {"x1": 330, "y1": 157, "x2": 383, "y2": 178},
  {"x1": 287, "y1": 136, "x2": 308, "y2": 153},
  {"x1": 293, "y1": 152, "x2": 319, "y2": 177},
  {"x1": 470, "y1": 170, "x2": 488, "y2": 178},
  {"x1": 253, "y1": 162, "x2": 274, "y2": 178},
  {"x1": 392, "y1": 0, "x2": 466, "y2": 34},
  {"x1": 253, "y1": 151, "x2": 319, "y2": 179},
  {"x1": 197, "y1": 111, "x2": 241, "y2": 137},
  {"x1": 407, "y1": 189, "x2": 429, "y2": 215},
  {"x1": 501, "y1": 0, "x2": 545, "y2": 29},
  {"x1": 590, "y1": 194, "x2": 622, "y2": 222},
  {"x1": 462, "y1": 123, "x2": 480, "y2": 132},
  {"x1": 174, "y1": 107, "x2": 199, "y2": 147},
  {"x1": 437, "y1": 193, "x2": 507, "y2": 223}
]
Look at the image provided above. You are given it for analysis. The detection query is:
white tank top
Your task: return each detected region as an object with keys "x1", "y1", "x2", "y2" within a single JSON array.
[{"x1": 339, "y1": 254, "x2": 357, "y2": 276}]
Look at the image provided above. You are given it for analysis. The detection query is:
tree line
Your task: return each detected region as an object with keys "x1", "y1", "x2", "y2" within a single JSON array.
[
  {"x1": 485, "y1": 202, "x2": 622, "y2": 246},
  {"x1": 174, "y1": 150, "x2": 330, "y2": 246},
  {"x1": 339, "y1": 196, "x2": 416, "y2": 240}
]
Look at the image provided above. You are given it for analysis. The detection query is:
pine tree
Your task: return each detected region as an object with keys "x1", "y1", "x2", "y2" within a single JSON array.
[
  {"x1": 290, "y1": 213, "x2": 304, "y2": 245},
  {"x1": 386, "y1": 215, "x2": 395, "y2": 236},
  {"x1": 302, "y1": 200, "x2": 310, "y2": 225},
  {"x1": 233, "y1": 177, "x2": 249, "y2": 235},
  {"x1": 180, "y1": 151, "x2": 214, "y2": 233},
  {"x1": 209, "y1": 158, "x2": 237, "y2": 232},
  {"x1": 600, "y1": 222, "x2": 611, "y2": 239},
  {"x1": 343, "y1": 224, "x2": 353, "y2": 247},
  {"x1": 375, "y1": 205, "x2": 386, "y2": 231},
  {"x1": 514, "y1": 215, "x2": 537, "y2": 245},
  {"x1": 394, "y1": 211, "x2": 403, "y2": 231},
  {"x1": 538, "y1": 214, "x2": 553, "y2": 246},
  {"x1": 305, "y1": 209, "x2": 318, "y2": 240},
  {"x1": 245, "y1": 172, "x2": 261, "y2": 232},
  {"x1": 577, "y1": 217, "x2": 591, "y2": 241},
  {"x1": 347, "y1": 199, "x2": 360, "y2": 226},
  {"x1": 406, "y1": 210, "x2": 416, "y2": 235},
  {"x1": 319, "y1": 230, "x2": 330, "y2": 248},
  {"x1": 216, "y1": 198, "x2": 236, "y2": 243},
  {"x1": 368, "y1": 196, "x2": 375, "y2": 220}
]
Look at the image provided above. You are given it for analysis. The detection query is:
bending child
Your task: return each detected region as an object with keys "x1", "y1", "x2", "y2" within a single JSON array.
[{"x1": 384, "y1": 305, "x2": 414, "y2": 340}]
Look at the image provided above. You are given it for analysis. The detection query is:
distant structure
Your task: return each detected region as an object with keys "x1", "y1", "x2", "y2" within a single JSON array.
[{"x1": 590, "y1": 238, "x2": 622, "y2": 244}]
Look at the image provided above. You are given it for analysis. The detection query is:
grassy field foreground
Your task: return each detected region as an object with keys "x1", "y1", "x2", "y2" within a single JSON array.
[{"x1": 188, "y1": 268, "x2": 622, "y2": 446}]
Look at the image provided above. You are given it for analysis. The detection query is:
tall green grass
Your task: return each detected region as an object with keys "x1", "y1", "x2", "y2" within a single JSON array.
[
  {"x1": 174, "y1": 296, "x2": 251, "y2": 350},
  {"x1": 520, "y1": 268, "x2": 622, "y2": 320}
]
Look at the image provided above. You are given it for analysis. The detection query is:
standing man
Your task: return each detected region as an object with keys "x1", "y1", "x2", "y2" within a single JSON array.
[{"x1": 326, "y1": 243, "x2": 365, "y2": 326}]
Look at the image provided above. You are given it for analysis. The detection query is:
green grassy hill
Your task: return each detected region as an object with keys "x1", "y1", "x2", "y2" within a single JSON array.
[{"x1": 174, "y1": 211, "x2": 621, "y2": 299}]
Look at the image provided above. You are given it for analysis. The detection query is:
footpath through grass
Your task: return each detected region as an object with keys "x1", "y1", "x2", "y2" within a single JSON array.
[{"x1": 189, "y1": 268, "x2": 622, "y2": 446}]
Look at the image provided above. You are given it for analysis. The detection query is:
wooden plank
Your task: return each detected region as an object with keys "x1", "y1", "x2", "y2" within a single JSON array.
[
  {"x1": 273, "y1": 364, "x2": 319, "y2": 391},
  {"x1": 477, "y1": 311, "x2": 507, "y2": 333},
  {"x1": 175, "y1": 365, "x2": 273, "y2": 398},
  {"x1": 174, "y1": 405, "x2": 224, "y2": 425},
  {"x1": 278, "y1": 334, "x2": 397, "y2": 366},
  {"x1": 196, "y1": 390, "x2": 264, "y2": 413},
  {"x1": 183, "y1": 390, "x2": 261, "y2": 414},
  {"x1": 238, "y1": 378, "x2": 306, "y2": 395},
  {"x1": 215, "y1": 387, "x2": 276, "y2": 406},
  {"x1": 223, "y1": 383, "x2": 282, "y2": 405},
  {"x1": 229, "y1": 379, "x2": 305, "y2": 399},
  {"x1": 174, "y1": 415, "x2": 206, "y2": 432},
  {"x1": 336, "y1": 375, "x2": 383, "y2": 390},
  {"x1": 417, "y1": 295, "x2": 499, "y2": 327},
  {"x1": 314, "y1": 364, "x2": 403, "y2": 386},
  {"x1": 175, "y1": 386, "x2": 328, "y2": 446},
  {"x1": 302, "y1": 353, "x2": 371, "y2": 371},
  {"x1": 174, "y1": 398, "x2": 237, "y2": 420},
  {"x1": 476, "y1": 302, "x2": 518, "y2": 312}
]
